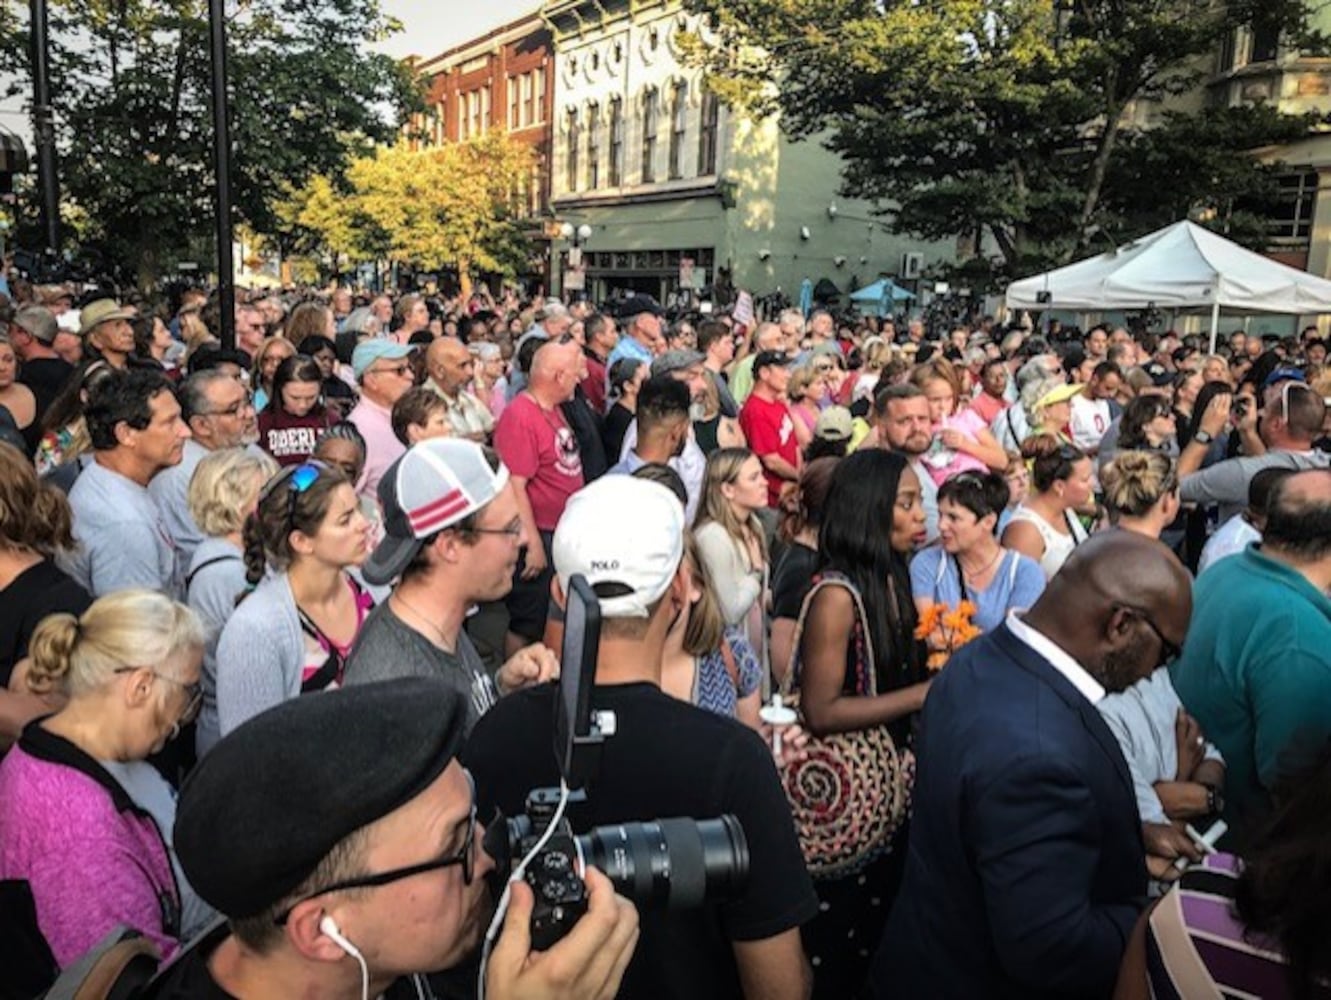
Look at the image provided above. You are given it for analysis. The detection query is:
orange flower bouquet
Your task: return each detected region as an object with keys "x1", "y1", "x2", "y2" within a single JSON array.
[{"x1": 915, "y1": 600, "x2": 982, "y2": 671}]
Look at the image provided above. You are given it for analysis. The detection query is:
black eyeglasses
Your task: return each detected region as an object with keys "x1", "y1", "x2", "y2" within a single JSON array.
[
  {"x1": 203, "y1": 395, "x2": 255, "y2": 418},
  {"x1": 1121, "y1": 606, "x2": 1182, "y2": 665},
  {"x1": 273, "y1": 771, "x2": 478, "y2": 925},
  {"x1": 259, "y1": 462, "x2": 324, "y2": 531},
  {"x1": 470, "y1": 516, "x2": 524, "y2": 540},
  {"x1": 113, "y1": 667, "x2": 202, "y2": 739}
]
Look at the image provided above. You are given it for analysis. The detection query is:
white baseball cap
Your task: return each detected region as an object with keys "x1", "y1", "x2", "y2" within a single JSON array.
[
  {"x1": 552, "y1": 476, "x2": 684, "y2": 619},
  {"x1": 363, "y1": 439, "x2": 510, "y2": 586}
]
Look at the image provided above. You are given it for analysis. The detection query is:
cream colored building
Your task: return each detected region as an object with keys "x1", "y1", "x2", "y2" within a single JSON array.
[{"x1": 543, "y1": 0, "x2": 951, "y2": 305}]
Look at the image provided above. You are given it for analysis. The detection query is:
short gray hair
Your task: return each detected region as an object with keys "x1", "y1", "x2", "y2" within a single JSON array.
[{"x1": 179, "y1": 369, "x2": 240, "y2": 423}]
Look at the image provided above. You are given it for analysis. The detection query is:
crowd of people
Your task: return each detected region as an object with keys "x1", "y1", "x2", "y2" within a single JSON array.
[{"x1": 0, "y1": 277, "x2": 1329, "y2": 1000}]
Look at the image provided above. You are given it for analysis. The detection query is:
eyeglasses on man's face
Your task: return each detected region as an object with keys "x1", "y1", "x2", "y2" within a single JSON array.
[
  {"x1": 470, "y1": 515, "x2": 524, "y2": 541},
  {"x1": 273, "y1": 770, "x2": 478, "y2": 926}
]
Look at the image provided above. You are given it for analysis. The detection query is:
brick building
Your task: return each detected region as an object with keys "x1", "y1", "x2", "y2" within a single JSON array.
[{"x1": 412, "y1": 12, "x2": 556, "y2": 289}]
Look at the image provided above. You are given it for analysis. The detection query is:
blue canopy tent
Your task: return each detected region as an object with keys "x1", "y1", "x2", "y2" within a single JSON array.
[{"x1": 849, "y1": 278, "x2": 915, "y2": 318}]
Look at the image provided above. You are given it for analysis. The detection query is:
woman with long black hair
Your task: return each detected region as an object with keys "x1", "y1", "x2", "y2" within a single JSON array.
[{"x1": 793, "y1": 448, "x2": 932, "y2": 997}]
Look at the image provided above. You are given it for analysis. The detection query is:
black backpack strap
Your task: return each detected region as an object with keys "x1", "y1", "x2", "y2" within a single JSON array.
[{"x1": 184, "y1": 553, "x2": 241, "y2": 591}]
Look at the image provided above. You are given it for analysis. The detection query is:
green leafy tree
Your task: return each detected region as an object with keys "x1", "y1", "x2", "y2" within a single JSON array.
[
  {"x1": 0, "y1": 0, "x2": 421, "y2": 288},
  {"x1": 343, "y1": 135, "x2": 534, "y2": 298},
  {"x1": 684, "y1": 0, "x2": 1324, "y2": 286}
]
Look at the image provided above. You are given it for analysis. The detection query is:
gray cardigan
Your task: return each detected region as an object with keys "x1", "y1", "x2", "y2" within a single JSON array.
[{"x1": 215, "y1": 572, "x2": 304, "y2": 737}]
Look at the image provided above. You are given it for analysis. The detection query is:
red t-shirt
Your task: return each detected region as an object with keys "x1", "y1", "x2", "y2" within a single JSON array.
[
  {"x1": 968, "y1": 391, "x2": 1009, "y2": 426},
  {"x1": 739, "y1": 392, "x2": 798, "y2": 507},
  {"x1": 258, "y1": 408, "x2": 334, "y2": 466},
  {"x1": 581, "y1": 353, "x2": 608, "y2": 415},
  {"x1": 493, "y1": 393, "x2": 585, "y2": 531}
]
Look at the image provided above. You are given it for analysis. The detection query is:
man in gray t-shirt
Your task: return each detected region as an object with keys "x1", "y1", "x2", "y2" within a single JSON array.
[
  {"x1": 346, "y1": 603, "x2": 497, "y2": 732},
  {"x1": 66, "y1": 370, "x2": 191, "y2": 598},
  {"x1": 345, "y1": 437, "x2": 557, "y2": 733}
]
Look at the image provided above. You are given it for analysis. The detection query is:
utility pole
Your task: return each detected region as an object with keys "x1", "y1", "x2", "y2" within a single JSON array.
[
  {"x1": 208, "y1": 0, "x2": 236, "y2": 350},
  {"x1": 29, "y1": 0, "x2": 59, "y2": 254}
]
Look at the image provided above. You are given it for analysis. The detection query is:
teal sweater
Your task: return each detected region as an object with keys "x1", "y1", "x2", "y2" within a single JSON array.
[{"x1": 1171, "y1": 545, "x2": 1331, "y2": 845}]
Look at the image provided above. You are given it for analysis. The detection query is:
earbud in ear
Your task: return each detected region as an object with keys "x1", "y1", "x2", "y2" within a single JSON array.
[{"x1": 320, "y1": 915, "x2": 341, "y2": 940}]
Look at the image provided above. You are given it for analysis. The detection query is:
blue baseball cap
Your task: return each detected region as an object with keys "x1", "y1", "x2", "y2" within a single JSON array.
[
  {"x1": 352, "y1": 339, "x2": 414, "y2": 379},
  {"x1": 1262, "y1": 367, "x2": 1306, "y2": 388}
]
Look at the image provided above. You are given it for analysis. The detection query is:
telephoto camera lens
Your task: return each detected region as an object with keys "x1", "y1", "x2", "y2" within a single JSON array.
[{"x1": 576, "y1": 815, "x2": 749, "y2": 909}]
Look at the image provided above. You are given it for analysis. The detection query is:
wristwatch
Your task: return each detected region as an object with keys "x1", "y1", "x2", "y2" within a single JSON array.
[
  {"x1": 1193, "y1": 430, "x2": 1213, "y2": 445},
  {"x1": 1202, "y1": 783, "x2": 1223, "y2": 817}
]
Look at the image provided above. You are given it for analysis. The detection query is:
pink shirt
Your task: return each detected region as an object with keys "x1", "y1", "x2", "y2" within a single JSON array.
[
  {"x1": 921, "y1": 408, "x2": 990, "y2": 486},
  {"x1": 348, "y1": 395, "x2": 405, "y2": 502},
  {"x1": 0, "y1": 728, "x2": 180, "y2": 967}
]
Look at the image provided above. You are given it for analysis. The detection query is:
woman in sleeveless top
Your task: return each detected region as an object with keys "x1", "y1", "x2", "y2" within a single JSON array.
[
  {"x1": 1002, "y1": 434, "x2": 1093, "y2": 579},
  {"x1": 660, "y1": 536, "x2": 763, "y2": 727},
  {"x1": 795, "y1": 450, "x2": 931, "y2": 998}
]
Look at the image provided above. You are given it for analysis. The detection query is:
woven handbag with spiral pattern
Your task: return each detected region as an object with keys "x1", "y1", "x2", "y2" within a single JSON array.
[{"x1": 781, "y1": 572, "x2": 914, "y2": 878}]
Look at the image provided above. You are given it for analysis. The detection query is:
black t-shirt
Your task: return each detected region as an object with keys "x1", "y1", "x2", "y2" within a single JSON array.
[
  {"x1": 144, "y1": 924, "x2": 440, "y2": 999},
  {"x1": 0, "y1": 560, "x2": 91, "y2": 687},
  {"x1": 771, "y1": 542, "x2": 817, "y2": 621},
  {"x1": 19, "y1": 356, "x2": 74, "y2": 424},
  {"x1": 601, "y1": 402, "x2": 634, "y2": 464},
  {"x1": 461, "y1": 681, "x2": 818, "y2": 1000}
]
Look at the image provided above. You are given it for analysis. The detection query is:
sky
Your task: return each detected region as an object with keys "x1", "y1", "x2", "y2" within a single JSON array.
[{"x1": 374, "y1": 0, "x2": 541, "y2": 61}]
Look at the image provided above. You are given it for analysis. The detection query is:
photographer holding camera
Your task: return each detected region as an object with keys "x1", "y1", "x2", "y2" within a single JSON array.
[
  {"x1": 147, "y1": 678, "x2": 638, "y2": 1000},
  {"x1": 463, "y1": 475, "x2": 819, "y2": 1000}
]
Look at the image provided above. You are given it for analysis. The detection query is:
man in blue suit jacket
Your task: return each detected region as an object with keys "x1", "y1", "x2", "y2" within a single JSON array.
[{"x1": 870, "y1": 532, "x2": 1192, "y2": 999}]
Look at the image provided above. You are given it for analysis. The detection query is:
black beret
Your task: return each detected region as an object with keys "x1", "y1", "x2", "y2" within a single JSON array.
[{"x1": 175, "y1": 678, "x2": 467, "y2": 918}]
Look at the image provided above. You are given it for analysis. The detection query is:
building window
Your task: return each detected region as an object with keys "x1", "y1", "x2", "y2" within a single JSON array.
[
  {"x1": 668, "y1": 82, "x2": 687, "y2": 179},
  {"x1": 641, "y1": 87, "x2": 658, "y2": 184},
  {"x1": 436, "y1": 103, "x2": 446, "y2": 144},
  {"x1": 566, "y1": 109, "x2": 580, "y2": 191},
  {"x1": 509, "y1": 76, "x2": 520, "y2": 129},
  {"x1": 608, "y1": 97, "x2": 623, "y2": 186},
  {"x1": 587, "y1": 103, "x2": 600, "y2": 190},
  {"x1": 1269, "y1": 170, "x2": 1319, "y2": 241},
  {"x1": 520, "y1": 73, "x2": 534, "y2": 127},
  {"x1": 533, "y1": 70, "x2": 545, "y2": 125},
  {"x1": 698, "y1": 89, "x2": 719, "y2": 176},
  {"x1": 1250, "y1": 20, "x2": 1279, "y2": 64},
  {"x1": 460, "y1": 89, "x2": 487, "y2": 139}
]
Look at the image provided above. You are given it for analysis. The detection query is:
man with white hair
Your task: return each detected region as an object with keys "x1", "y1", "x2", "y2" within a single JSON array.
[
  {"x1": 507, "y1": 301, "x2": 572, "y2": 400},
  {"x1": 730, "y1": 321, "x2": 783, "y2": 406}
]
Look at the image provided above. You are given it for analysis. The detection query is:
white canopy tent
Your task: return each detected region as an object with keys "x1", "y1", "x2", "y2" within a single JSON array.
[{"x1": 1004, "y1": 220, "x2": 1331, "y2": 352}]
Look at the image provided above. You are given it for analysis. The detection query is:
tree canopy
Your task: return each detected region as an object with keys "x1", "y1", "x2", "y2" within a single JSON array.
[
  {"x1": 683, "y1": 0, "x2": 1325, "y2": 287},
  {"x1": 276, "y1": 134, "x2": 535, "y2": 296},
  {"x1": 0, "y1": 0, "x2": 421, "y2": 287}
]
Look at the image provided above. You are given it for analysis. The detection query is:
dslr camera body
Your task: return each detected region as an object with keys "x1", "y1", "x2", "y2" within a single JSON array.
[{"x1": 487, "y1": 576, "x2": 750, "y2": 950}]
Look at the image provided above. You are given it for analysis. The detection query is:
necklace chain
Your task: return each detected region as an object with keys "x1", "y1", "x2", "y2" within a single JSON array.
[
  {"x1": 393, "y1": 591, "x2": 453, "y2": 650},
  {"x1": 961, "y1": 545, "x2": 1003, "y2": 580}
]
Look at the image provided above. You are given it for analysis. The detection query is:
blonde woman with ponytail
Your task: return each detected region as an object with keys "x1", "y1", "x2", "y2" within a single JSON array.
[
  {"x1": 1100, "y1": 450, "x2": 1181, "y2": 541},
  {"x1": 0, "y1": 590, "x2": 211, "y2": 969},
  {"x1": 0, "y1": 446, "x2": 91, "y2": 745}
]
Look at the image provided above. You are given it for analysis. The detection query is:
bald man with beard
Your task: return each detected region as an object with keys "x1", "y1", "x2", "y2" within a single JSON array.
[{"x1": 872, "y1": 532, "x2": 1192, "y2": 1000}]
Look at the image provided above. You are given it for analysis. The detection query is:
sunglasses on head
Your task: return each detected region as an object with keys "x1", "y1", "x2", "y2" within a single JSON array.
[{"x1": 259, "y1": 462, "x2": 325, "y2": 531}]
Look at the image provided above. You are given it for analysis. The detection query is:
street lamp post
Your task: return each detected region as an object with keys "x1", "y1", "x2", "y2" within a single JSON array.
[
  {"x1": 208, "y1": 0, "x2": 236, "y2": 351},
  {"x1": 29, "y1": 0, "x2": 59, "y2": 255}
]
